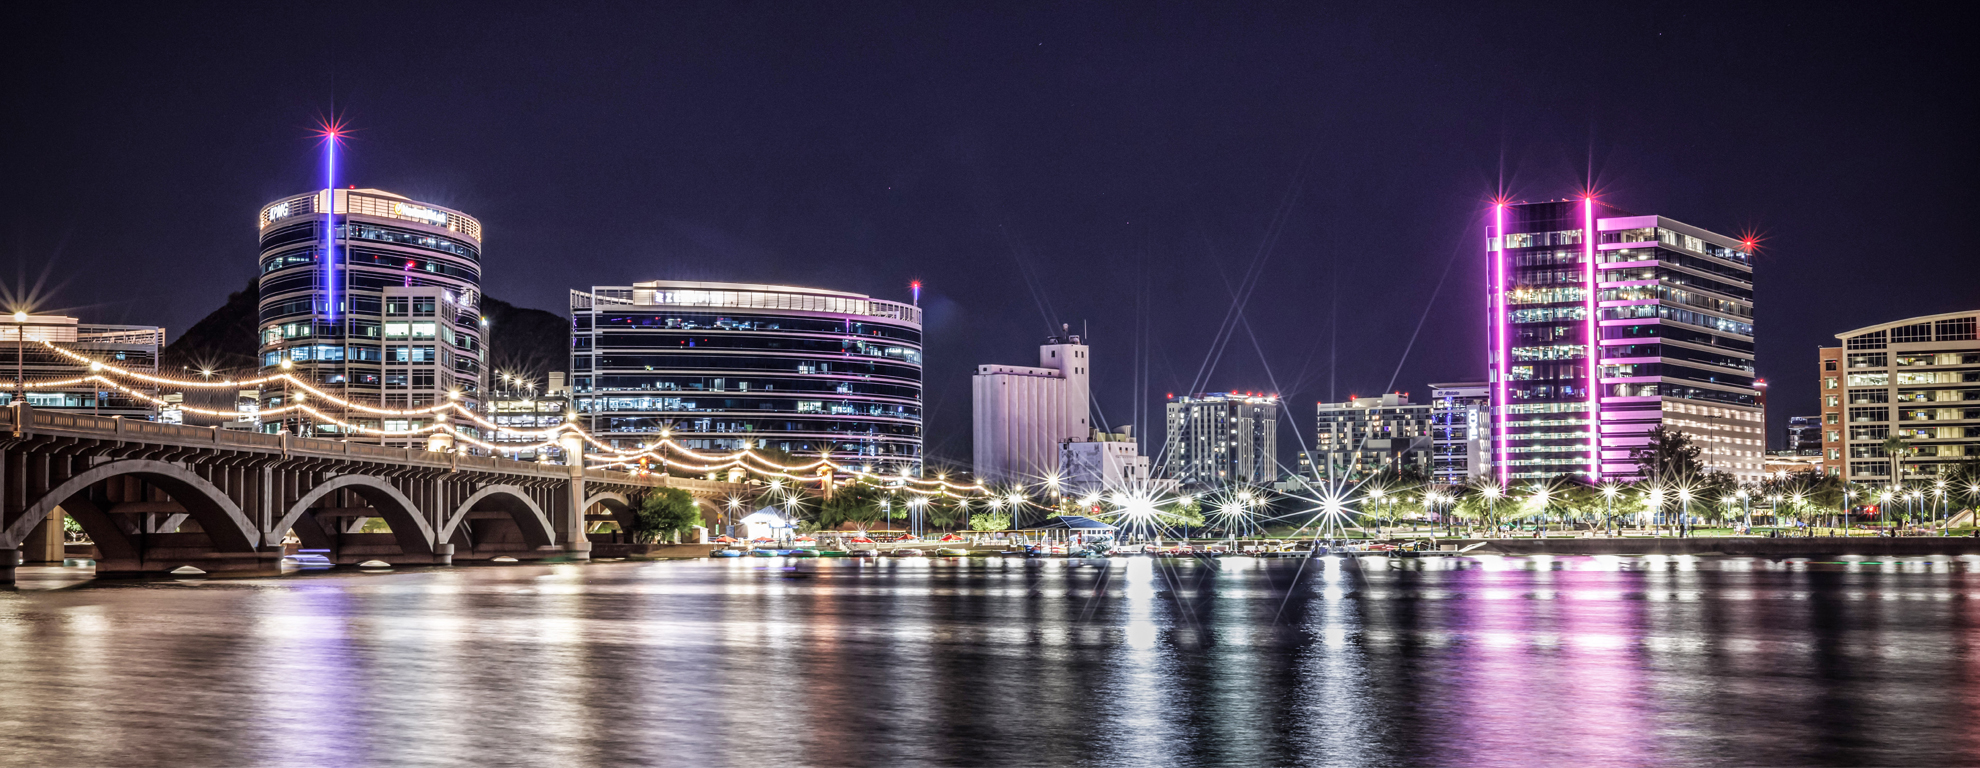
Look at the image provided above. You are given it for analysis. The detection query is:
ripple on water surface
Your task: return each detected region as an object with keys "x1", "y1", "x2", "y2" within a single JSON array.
[{"x1": 2, "y1": 555, "x2": 1978, "y2": 767}]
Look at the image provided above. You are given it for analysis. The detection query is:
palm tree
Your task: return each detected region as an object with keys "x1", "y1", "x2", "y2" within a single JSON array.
[{"x1": 1882, "y1": 434, "x2": 1912, "y2": 484}]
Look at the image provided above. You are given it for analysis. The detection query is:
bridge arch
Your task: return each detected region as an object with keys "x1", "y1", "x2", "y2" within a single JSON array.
[
  {"x1": 584, "y1": 491, "x2": 636, "y2": 533},
  {"x1": 271, "y1": 475, "x2": 435, "y2": 554},
  {"x1": 442, "y1": 485, "x2": 555, "y2": 549},
  {"x1": 2, "y1": 460, "x2": 257, "y2": 552}
]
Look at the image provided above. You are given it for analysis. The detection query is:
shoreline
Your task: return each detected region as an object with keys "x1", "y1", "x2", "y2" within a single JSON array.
[{"x1": 1460, "y1": 536, "x2": 1980, "y2": 557}]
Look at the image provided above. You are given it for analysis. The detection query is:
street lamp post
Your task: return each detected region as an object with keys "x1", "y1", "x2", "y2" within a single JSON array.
[
  {"x1": 1369, "y1": 488, "x2": 1385, "y2": 537},
  {"x1": 1601, "y1": 484, "x2": 1618, "y2": 536},
  {"x1": 278, "y1": 358, "x2": 296, "y2": 435},
  {"x1": 10, "y1": 311, "x2": 28, "y2": 408},
  {"x1": 1677, "y1": 487, "x2": 1694, "y2": 539},
  {"x1": 1647, "y1": 487, "x2": 1666, "y2": 537},
  {"x1": 1934, "y1": 481, "x2": 1947, "y2": 536}
]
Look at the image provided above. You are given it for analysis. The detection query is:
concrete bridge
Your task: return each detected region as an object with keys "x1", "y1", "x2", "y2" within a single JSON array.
[{"x1": 1, "y1": 404, "x2": 750, "y2": 584}]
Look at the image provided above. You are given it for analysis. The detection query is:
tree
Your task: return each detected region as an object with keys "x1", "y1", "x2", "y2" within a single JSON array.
[
  {"x1": 925, "y1": 496, "x2": 966, "y2": 531},
  {"x1": 1630, "y1": 426, "x2": 1704, "y2": 481},
  {"x1": 819, "y1": 484, "x2": 883, "y2": 530},
  {"x1": 1882, "y1": 434, "x2": 1913, "y2": 483},
  {"x1": 969, "y1": 511, "x2": 1012, "y2": 531},
  {"x1": 1548, "y1": 477, "x2": 1605, "y2": 530},
  {"x1": 631, "y1": 488, "x2": 702, "y2": 544},
  {"x1": 1451, "y1": 481, "x2": 1496, "y2": 531}
]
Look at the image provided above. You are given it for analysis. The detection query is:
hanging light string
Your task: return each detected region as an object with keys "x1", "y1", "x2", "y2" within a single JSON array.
[
  {"x1": 64, "y1": 374, "x2": 576, "y2": 450},
  {"x1": 25, "y1": 341, "x2": 988, "y2": 493}
]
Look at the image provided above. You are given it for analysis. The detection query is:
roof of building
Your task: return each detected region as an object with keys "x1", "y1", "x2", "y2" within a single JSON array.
[
  {"x1": 631, "y1": 280, "x2": 871, "y2": 300},
  {"x1": 1834, "y1": 309, "x2": 1980, "y2": 341}
]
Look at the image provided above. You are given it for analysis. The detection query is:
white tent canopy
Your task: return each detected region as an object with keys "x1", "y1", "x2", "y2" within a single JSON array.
[{"x1": 738, "y1": 508, "x2": 798, "y2": 539}]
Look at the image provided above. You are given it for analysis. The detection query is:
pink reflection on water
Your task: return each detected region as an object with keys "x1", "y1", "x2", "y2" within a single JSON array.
[{"x1": 1431, "y1": 559, "x2": 1654, "y2": 767}]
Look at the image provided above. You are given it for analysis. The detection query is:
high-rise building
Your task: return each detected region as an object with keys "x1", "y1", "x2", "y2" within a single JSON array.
[
  {"x1": 972, "y1": 331, "x2": 1090, "y2": 486},
  {"x1": 1818, "y1": 346, "x2": 1844, "y2": 476},
  {"x1": 1487, "y1": 199, "x2": 1763, "y2": 484},
  {"x1": 2, "y1": 315, "x2": 164, "y2": 418},
  {"x1": 1313, "y1": 393, "x2": 1432, "y2": 481},
  {"x1": 1429, "y1": 382, "x2": 1492, "y2": 485},
  {"x1": 1825, "y1": 310, "x2": 1979, "y2": 483},
  {"x1": 256, "y1": 189, "x2": 487, "y2": 446},
  {"x1": 569, "y1": 281, "x2": 923, "y2": 470},
  {"x1": 1162, "y1": 392, "x2": 1278, "y2": 489},
  {"x1": 1785, "y1": 415, "x2": 1821, "y2": 455}
]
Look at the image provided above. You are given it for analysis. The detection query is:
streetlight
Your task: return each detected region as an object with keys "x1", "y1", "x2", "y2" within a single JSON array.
[
  {"x1": 1677, "y1": 487, "x2": 1694, "y2": 538},
  {"x1": 1369, "y1": 488, "x2": 1385, "y2": 536},
  {"x1": 1968, "y1": 483, "x2": 1980, "y2": 537},
  {"x1": 278, "y1": 358, "x2": 295, "y2": 435},
  {"x1": 1647, "y1": 487, "x2": 1666, "y2": 536},
  {"x1": 1529, "y1": 484, "x2": 1551, "y2": 537},
  {"x1": 1600, "y1": 483, "x2": 1620, "y2": 536},
  {"x1": 10, "y1": 310, "x2": 29, "y2": 407},
  {"x1": 1934, "y1": 480, "x2": 1947, "y2": 536}
]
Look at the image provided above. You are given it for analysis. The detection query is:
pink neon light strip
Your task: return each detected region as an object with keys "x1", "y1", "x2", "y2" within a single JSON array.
[
  {"x1": 1492, "y1": 203, "x2": 1508, "y2": 486},
  {"x1": 1583, "y1": 197, "x2": 1601, "y2": 480}
]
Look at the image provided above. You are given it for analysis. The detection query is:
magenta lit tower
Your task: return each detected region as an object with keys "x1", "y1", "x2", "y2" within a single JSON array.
[{"x1": 1486, "y1": 198, "x2": 1763, "y2": 486}]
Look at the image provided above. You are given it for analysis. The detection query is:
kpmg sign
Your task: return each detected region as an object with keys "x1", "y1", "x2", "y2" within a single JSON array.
[{"x1": 393, "y1": 202, "x2": 449, "y2": 225}]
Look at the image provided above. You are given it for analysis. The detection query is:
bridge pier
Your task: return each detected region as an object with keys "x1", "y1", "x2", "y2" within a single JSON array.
[
  {"x1": 560, "y1": 434, "x2": 590, "y2": 561},
  {"x1": 20, "y1": 509, "x2": 65, "y2": 564}
]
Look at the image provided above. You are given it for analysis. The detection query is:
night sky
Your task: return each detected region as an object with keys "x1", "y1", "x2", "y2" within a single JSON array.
[{"x1": 7, "y1": 3, "x2": 1975, "y2": 468}]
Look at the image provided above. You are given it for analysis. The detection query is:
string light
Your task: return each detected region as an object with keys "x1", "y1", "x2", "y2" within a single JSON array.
[{"x1": 24, "y1": 342, "x2": 995, "y2": 497}]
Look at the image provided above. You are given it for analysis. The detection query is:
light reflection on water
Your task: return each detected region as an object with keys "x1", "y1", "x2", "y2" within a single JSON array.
[{"x1": 2, "y1": 555, "x2": 1979, "y2": 766}]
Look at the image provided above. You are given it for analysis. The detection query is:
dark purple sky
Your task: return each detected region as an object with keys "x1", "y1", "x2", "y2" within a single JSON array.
[{"x1": 7, "y1": 2, "x2": 1975, "y2": 467}]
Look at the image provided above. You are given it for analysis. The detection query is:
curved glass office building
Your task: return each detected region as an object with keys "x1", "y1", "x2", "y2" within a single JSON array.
[
  {"x1": 570, "y1": 281, "x2": 923, "y2": 470},
  {"x1": 257, "y1": 189, "x2": 486, "y2": 443}
]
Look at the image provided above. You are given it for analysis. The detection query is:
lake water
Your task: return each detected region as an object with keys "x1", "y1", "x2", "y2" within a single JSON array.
[{"x1": 3, "y1": 554, "x2": 1979, "y2": 767}]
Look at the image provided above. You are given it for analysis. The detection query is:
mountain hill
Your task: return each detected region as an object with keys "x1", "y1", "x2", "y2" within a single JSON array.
[{"x1": 159, "y1": 281, "x2": 570, "y2": 388}]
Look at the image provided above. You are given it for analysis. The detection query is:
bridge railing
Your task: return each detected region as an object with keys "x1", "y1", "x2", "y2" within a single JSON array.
[{"x1": 4, "y1": 404, "x2": 671, "y2": 486}]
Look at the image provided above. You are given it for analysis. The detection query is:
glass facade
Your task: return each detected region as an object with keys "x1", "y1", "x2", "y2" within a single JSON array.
[
  {"x1": 2, "y1": 318, "x2": 163, "y2": 418},
  {"x1": 1489, "y1": 200, "x2": 1763, "y2": 483},
  {"x1": 1161, "y1": 393, "x2": 1279, "y2": 489},
  {"x1": 570, "y1": 282, "x2": 923, "y2": 470},
  {"x1": 256, "y1": 189, "x2": 486, "y2": 445},
  {"x1": 1832, "y1": 312, "x2": 1980, "y2": 481},
  {"x1": 1429, "y1": 382, "x2": 1491, "y2": 485}
]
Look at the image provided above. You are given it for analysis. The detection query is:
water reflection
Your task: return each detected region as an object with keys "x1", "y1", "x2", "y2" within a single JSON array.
[{"x1": 2, "y1": 555, "x2": 1979, "y2": 766}]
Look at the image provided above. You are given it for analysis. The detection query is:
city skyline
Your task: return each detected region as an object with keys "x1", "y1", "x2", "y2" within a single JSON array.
[
  {"x1": 8, "y1": 8, "x2": 1980, "y2": 766},
  {"x1": 7, "y1": 4, "x2": 1975, "y2": 472}
]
